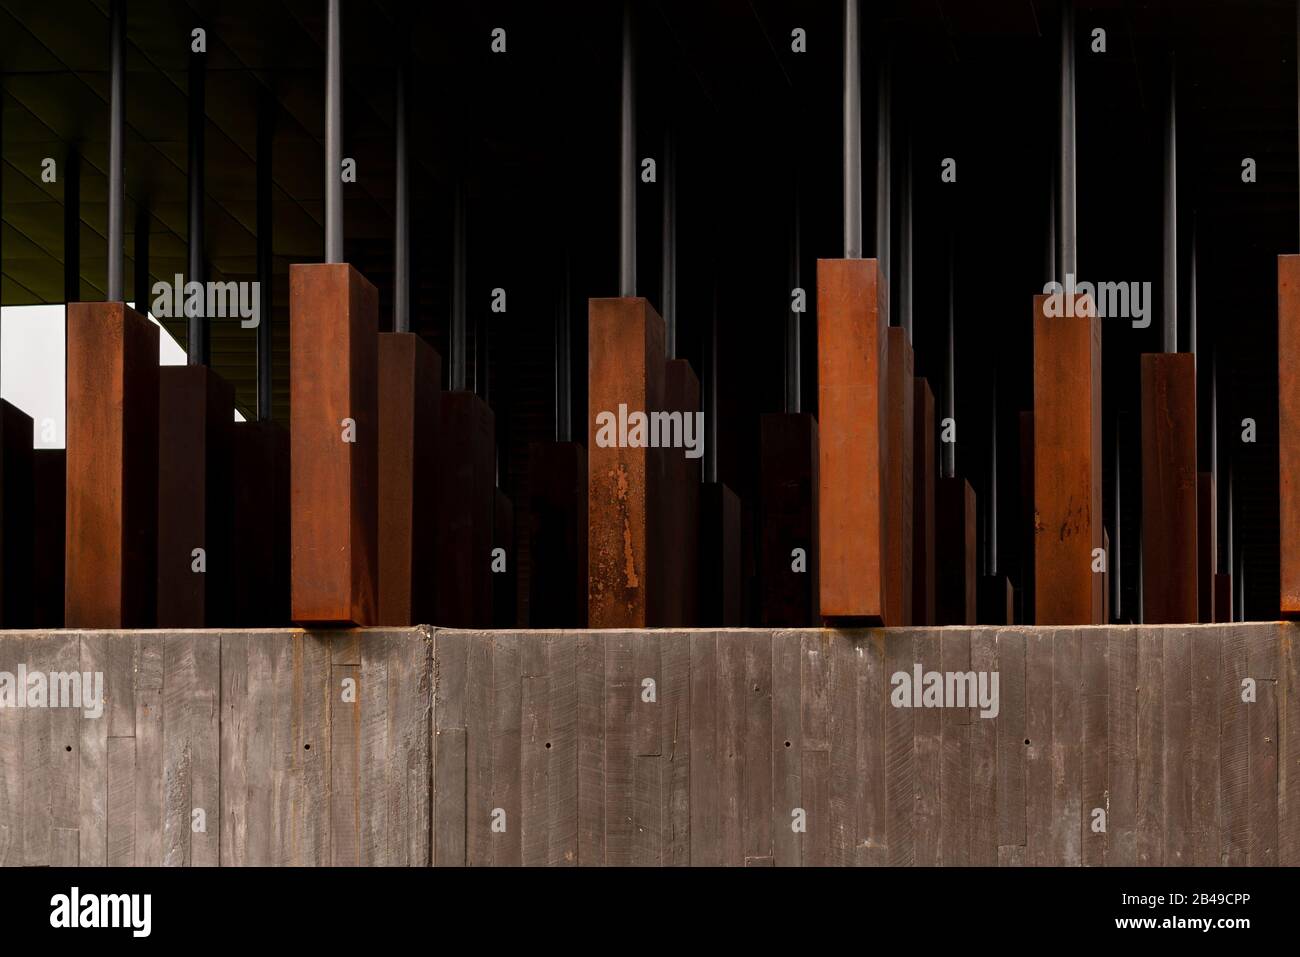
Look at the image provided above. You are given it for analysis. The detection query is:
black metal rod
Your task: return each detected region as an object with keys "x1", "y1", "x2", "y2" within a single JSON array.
[
  {"x1": 107, "y1": 0, "x2": 125, "y2": 301},
  {"x1": 64, "y1": 149, "x2": 81, "y2": 305},
  {"x1": 256, "y1": 91, "x2": 274, "y2": 421},
  {"x1": 324, "y1": 0, "x2": 343, "y2": 263},
  {"x1": 661, "y1": 124, "x2": 676, "y2": 356},
  {"x1": 874, "y1": 39, "x2": 890, "y2": 275},
  {"x1": 1163, "y1": 54, "x2": 1178, "y2": 353},
  {"x1": 619, "y1": 0, "x2": 636, "y2": 296},
  {"x1": 451, "y1": 183, "x2": 467, "y2": 391},
  {"x1": 394, "y1": 56, "x2": 410, "y2": 334},
  {"x1": 786, "y1": 180, "x2": 801, "y2": 415},
  {"x1": 133, "y1": 206, "x2": 149, "y2": 315},
  {"x1": 900, "y1": 131, "x2": 912, "y2": 338},
  {"x1": 705, "y1": 286, "x2": 718, "y2": 484},
  {"x1": 187, "y1": 43, "x2": 207, "y2": 365},
  {"x1": 556, "y1": 251, "x2": 572, "y2": 443},
  {"x1": 989, "y1": 373, "x2": 998, "y2": 575},
  {"x1": 943, "y1": 232, "x2": 955, "y2": 479},
  {"x1": 843, "y1": 0, "x2": 862, "y2": 258},
  {"x1": 1058, "y1": 0, "x2": 1077, "y2": 280}
]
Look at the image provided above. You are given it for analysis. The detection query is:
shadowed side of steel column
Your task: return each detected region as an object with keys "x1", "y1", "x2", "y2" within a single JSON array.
[
  {"x1": 1279, "y1": 254, "x2": 1300, "y2": 615},
  {"x1": 378, "y1": 333, "x2": 441, "y2": 625}
]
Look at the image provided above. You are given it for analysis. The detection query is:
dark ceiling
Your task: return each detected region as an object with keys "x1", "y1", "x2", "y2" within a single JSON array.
[{"x1": 1, "y1": 0, "x2": 1297, "y2": 619}]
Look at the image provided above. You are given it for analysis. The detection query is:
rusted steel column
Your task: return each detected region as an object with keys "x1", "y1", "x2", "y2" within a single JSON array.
[
  {"x1": 0, "y1": 404, "x2": 34, "y2": 627},
  {"x1": 439, "y1": 392, "x2": 494, "y2": 627},
  {"x1": 157, "y1": 366, "x2": 235, "y2": 626},
  {"x1": 65, "y1": 302, "x2": 159, "y2": 627},
  {"x1": 1018, "y1": 411, "x2": 1035, "y2": 624},
  {"x1": 1197, "y1": 471, "x2": 1215, "y2": 623},
  {"x1": 32, "y1": 449, "x2": 65, "y2": 628},
  {"x1": 977, "y1": 576, "x2": 1013, "y2": 626},
  {"x1": 663, "y1": 358, "x2": 700, "y2": 626},
  {"x1": 1140, "y1": 352, "x2": 1197, "y2": 623},
  {"x1": 587, "y1": 297, "x2": 665, "y2": 627},
  {"x1": 817, "y1": 258, "x2": 886, "y2": 622},
  {"x1": 377, "y1": 333, "x2": 441, "y2": 625},
  {"x1": 760, "y1": 412, "x2": 819, "y2": 626},
  {"x1": 232, "y1": 419, "x2": 289, "y2": 625},
  {"x1": 882, "y1": 326, "x2": 914, "y2": 625},
  {"x1": 1279, "y1": 254, "x2": 1300, "y2": 615},
  {"x1": 289, "y1": 263, "x2": 379, "y2": 625},
  {"x1": 528, "y1": 441, "x2": 587, "y2": 627},
  {"x1": 1032, "y1": 293, "x2": 1102, "y2": 625},
  {"x1": 700, "y1": 482, "x2": 742, "y2": 626},
  {"x1": 493, "y1": 489, "x2": 517, "y2": 627},
  {"x1": 911, "y1": 378, "x2": 936, "y2": 624},
  {"x1": 936, "y1": 477, "x2": 976, "y2": 625}
]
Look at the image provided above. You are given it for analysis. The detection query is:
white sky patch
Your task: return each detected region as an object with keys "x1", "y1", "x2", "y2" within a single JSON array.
[{"x1": 1, "y1": 303, "x2": 243, "y2": 450}]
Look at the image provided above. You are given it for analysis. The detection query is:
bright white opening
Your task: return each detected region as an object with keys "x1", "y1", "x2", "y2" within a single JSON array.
[{"x1": 0, "y1": 303, "x2": 245, "y2": 450}]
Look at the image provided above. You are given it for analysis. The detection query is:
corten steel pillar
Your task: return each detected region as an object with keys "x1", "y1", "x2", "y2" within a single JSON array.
[
  {"x1": 32, "y1": 449, "x2": 65, "y2": 628},
  {"x1": 439, "y1": 392, "x2": 494, "y2": 626},
  {"x1": 1197, "y1": 472, "x2": 1215, "y2": 623},
  {"x1": 232, "y1": 419, "x2": 289, "y2": 625},
  {"x1": 1140, "y1": 353, "x2": 1198, "y2": 623},
  {"x1": 232, "y1": 88, "x2": 289, "y2": 627},
  {"x1": 759, "y1": 413, "x2": 818, "y2": 626},
  {"x1": 157, "y1": 368, "x2": 235, "y2": 626},
  {"x1": 663, "y1": 358, "x2": 700, "y2": 625},
  {"x1": 0, "y1": 405, "x2": 34, "y2": 627},
  {"x1": 700, "y1": 482, "x2": 742, "y2": 626},
  {"x1": 157, "y1": 34, "x2": 238, "y2": 627},
  {"x1": 1018, "y1": 411, "x2": 1034, "y2": 624},
  {"x1": 911, "y1": 378, "x2": 935, "y2": 624},
  {"x1": 377, "y1": 334, "x2": 441, "y2": 625},
  {"x1": 1280, "y1": 254, "x2": 1300, "y2": 615},
  {"x1": 377, "y1": 59, "x2": 443, "y2": 627},
  {"x1": 1032, "y1": 293, "x2": 1103, "y2": 624},
  {"x1": 528, "y1": 255, "x2": 589, "y2": 628},
  {"x1": 289, "y1": 264, "x2": 380, "y2": 625},
  {"x1": 65, "y1": 303, "x2": 159, "y2": 627},
  {"x1": 587, "y1": 298, "x2": 667, "y2": 627},
  {"x1": 936, "y1": 477, "x2": 976, "y2": 625},
  {"x1": 883, "y1": 327, "x2": 914, "y2": 625}
]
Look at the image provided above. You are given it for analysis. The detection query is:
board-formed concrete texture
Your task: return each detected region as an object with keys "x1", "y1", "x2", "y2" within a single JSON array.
[{"x1": 1, "y1": 624, "x2": 1297, "y2": 866}]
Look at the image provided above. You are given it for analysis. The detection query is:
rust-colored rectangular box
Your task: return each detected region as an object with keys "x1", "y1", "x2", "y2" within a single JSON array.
[
  {"x1": 1018, "y1": 411, "x2": 1035, "y2": 625},
  {"x1": 528, "y1": 441, "x2": 587, "y2": 627},
  {"x1": 816, "y1": 258, "x2": 886, "y2": 622},
  {"x1": 587, "y1": 297, "x2": 666, "y2": 628},
  {"x1": 1140, "y1": 352, "x2": 1198, "y2": 624},
  {"x1": 377, "y1": 332, "x2": 441, "y2": 626},
  {"x1": 700, "y1": 481, "x2": 742, "y2": 626},
  {"x1": 1197, "y1": 471, "x2": 1215, "y2": 624},
  {"x1": 912, "y1": 378, "x2": 936, "y2": 626},
  {"x1": 936, "y1": 476, "x2": 976, "y2": 625},
  {"x1": 439, "y1": 391, "x2": 495, "y2": 627},
  {"x1": 65, "y1": 301, "x2": 159, "y2": 628},
  {"x1": 157, "y1": 365, "x2": 235, "y2": 627},
  {"x1": 0, "y1": 402, "x2": 34, "y2": 627},
  {"x1": 232, "y1": 419, "x2": 289, "y2": 626},
  {"x1": 759, "y1": 412, "x2": 818, "y2": 626},
  {"x1": 883, "y1": 327, "x2": 914, "y2": 626},
  {"x1": 289, "y1": 263, "x2": 379, "y2": 626},
  {"x1": 662, "y1": 358, "x2": 701, "y2": 627},
  {"x1": 1032, "y1": 294, "x2": 1103, "y2": 625},
  {"x1": 33, "y1": 448, "x2": 65, "y2": 628},
  {"x1": 1279, "y1": 254, "x2": 1300, "y2": 615}
]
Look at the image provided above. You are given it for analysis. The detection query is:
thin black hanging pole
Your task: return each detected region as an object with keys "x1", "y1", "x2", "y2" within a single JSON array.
[
  {"x1": 843, "y1": 0, "x2": 862, "y2": 258},
  {"x1": 256, "y1": 90, "x2": 274, "y2": 421},
  {"x1": 187, "y1": 36, "x2": 207, "y2": 364},
  {"x1": 393, "y1": 54, "x2": 410, "y2": 334},
  {"x1": 324, "y1": 0, "x2": 343, "y2": 264},
  {"x1": 619, "y1": 0, "x2": 636, "y2": 296},
  {"x1": 107, "y1": 0, "x2": 125, "y2": 301}
]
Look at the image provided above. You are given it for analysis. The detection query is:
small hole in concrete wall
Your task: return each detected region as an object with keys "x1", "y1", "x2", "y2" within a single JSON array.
[
  {"x1": 1024, "y1": 739, "x2": 1030, "y2": 746},
  {"x1": 65, "y1": 745, "x2": 72, "y2": 752},
  {"x1": 304, "y1": 743, "x2": 311, "y2": 750},
  {"x1": 784, "y1": 741, "x2": 792, "y2": 748},
  {"x1": 545, "y1": 742, "x2": 552, "y2": 749}
]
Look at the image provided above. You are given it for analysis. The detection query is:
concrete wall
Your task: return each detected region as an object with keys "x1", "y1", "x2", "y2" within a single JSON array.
[{"x1": 1, "y1": 625, "x2": 1297, "y2": 866}]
